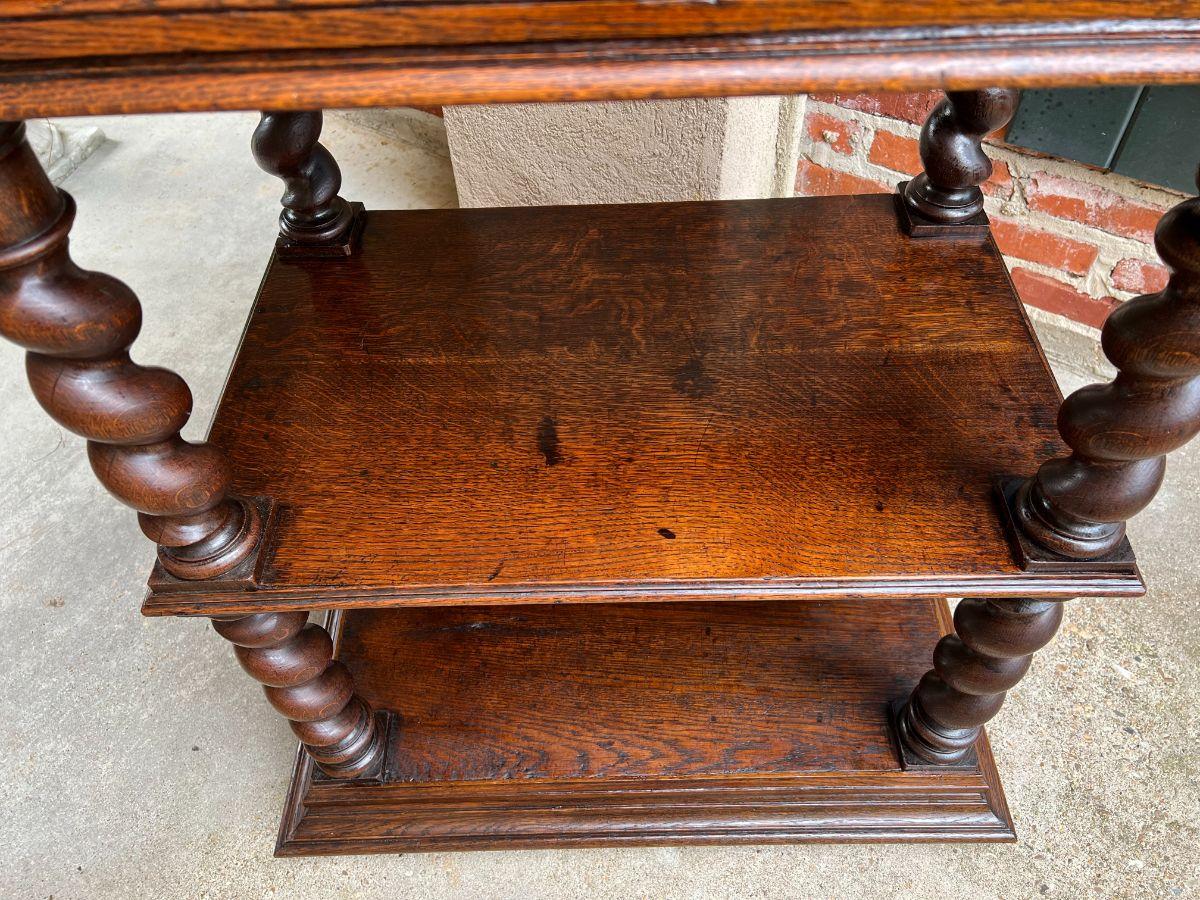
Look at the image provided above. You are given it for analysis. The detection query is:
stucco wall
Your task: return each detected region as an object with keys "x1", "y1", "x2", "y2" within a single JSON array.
[{"x1": 445, "y1": 97, "x2": 804, "y2": 207}]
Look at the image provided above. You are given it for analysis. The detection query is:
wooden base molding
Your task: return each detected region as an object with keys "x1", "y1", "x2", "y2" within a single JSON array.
[
  {"x1": 275, "y1": 601, "x2": 1014, "y2": 855},
  {"x1": 895, "y1": 184, "x2": 991, "y2": 237}
]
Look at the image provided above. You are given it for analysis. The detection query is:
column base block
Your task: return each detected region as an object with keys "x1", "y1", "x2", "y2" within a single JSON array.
[
  {"x1": 146, "y1": 496, "x2": 281, "y2": 594},
  {"x1": 895, "y1": 183, "x2": 991, "y2": 236},
  {"x1": 993, "y1": 476, "x2": 1140, "y2": 576},
  {"x1": 275, "y1": 201, "x2": 366, "y2": 258}
]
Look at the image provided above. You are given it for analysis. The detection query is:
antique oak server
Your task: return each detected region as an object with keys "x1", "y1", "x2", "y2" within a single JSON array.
[{"x1": 1, "y1": 2, "x2": 1198, "y2": 854}]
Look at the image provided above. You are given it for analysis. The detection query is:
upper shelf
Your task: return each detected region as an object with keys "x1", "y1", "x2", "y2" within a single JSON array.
[
  {"x1": 142, "y1": 193, "x2": 1143, "y2": 617},
  {"x1": 1, "y1": 3, "x2": 1199, "y2": 118}
]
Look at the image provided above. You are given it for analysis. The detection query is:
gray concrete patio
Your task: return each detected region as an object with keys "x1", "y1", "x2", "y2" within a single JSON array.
[{"x1": 0, "y1": 112, "x2": 1196, "y2": 899}]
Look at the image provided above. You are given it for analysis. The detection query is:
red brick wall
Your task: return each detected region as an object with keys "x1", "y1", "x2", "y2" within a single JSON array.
[{"x1": 795, "y1": 92, "x2": 1182, "y2": 330}]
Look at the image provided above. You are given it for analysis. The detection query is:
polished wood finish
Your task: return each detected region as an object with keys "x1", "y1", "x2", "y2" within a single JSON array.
[
  {"x1": 1009, "y1": 177, "x2": 1200, "y2": 560},
  {"x1": 251, "y1": 111, "x2": 363, "y2": 256},
  {"x1": 3, "y1": 0, "x2": 1196, "y2": 848},
  {"x1": 4, "y1": 1, "x2": 1194, "y2": 61},
  {"x1": 212, "y1": 612, "x2": 388, "y2": 778},
  {"x1": 896, "y1": 598, "x2": 1064, "y2": 765},
  {"x1": 276, "y1": 599, "x2": 1014, "y2": 854},
  {"x1": 0, "y1": 120, "x2": 271, "y2": 582},
  {"x1": 900, "y1": 88, "x2": 1018, "y2": 235},
  {"x1": 141, "y1": 195, "x2": 1142, "y2": 617},
  {"x1": 3, "y1": 16, "x2": 1200, "y2": 119},
  {"x1": 995, "y1": 475, "x2": 1137, "y2": 573}
]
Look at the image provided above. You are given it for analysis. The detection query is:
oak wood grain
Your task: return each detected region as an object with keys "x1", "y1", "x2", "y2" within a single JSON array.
[
  {"x1": 274, "y1": 599, "x2": 1014, "y2": 853},
  {"x1": 3, "y1": 2, "x2": 1194, "y2": 61},
  {"x1": 142, "y1": 194, "x2": 1142, "y2": 616},
  {"x1": 350, "y1": 601, "x2": 939, "y2": 779},
  {"x1": 3, "y1": 20, "x2": 1200, "y2": 118}
]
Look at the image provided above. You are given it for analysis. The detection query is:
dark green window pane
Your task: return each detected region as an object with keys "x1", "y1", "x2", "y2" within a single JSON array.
[
  {"x1": 1112, "y1": 86, "x2": 1200, "y2": 195},
  {"x1": 1007, "y1": 88, "x2": 1142, "y2": 169}
]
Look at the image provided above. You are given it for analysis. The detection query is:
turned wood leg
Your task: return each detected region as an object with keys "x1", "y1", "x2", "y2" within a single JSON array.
[
  {"x1": 896, "y1": 598, "x2": 1064, "y2": 765},
  {"x1": 0, "y1": 120, "x2": 271, "y2": 581},
  {"x1": 898, "y1": 88, "x2": 1018, "y2": 236},
  {"x1": 213, "y1": 612, "x2": 388, "y2": 778},
  {"x1": 1006, "y1": 178, "x2": 1200, "y2": 561},
  {"x1": 251, "y1": 111, "x2": 363, "y2": 256}
]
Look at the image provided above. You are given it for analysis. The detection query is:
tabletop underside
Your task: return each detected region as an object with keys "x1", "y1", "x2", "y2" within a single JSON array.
[{"x1": 1, "y1": 2, "x2": 1199, "y2": 118}]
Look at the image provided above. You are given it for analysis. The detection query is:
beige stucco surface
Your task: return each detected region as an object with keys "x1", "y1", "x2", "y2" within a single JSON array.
[{"x1": 445, "y1": 97, "x2": 804, "y2": 206}]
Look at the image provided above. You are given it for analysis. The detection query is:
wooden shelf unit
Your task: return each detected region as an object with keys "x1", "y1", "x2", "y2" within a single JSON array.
[
  {"x1": 144, "y1": 194, "x2": 1141, "y2": 617},
  {"x1": 138, "y1": 193, "x2": 1140, "y2": 851},
  {"x1": 2, "y1": 0, "x2": 1195, "y2": 866}
]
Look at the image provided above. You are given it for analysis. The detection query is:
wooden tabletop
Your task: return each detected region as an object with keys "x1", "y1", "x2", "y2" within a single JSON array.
[
  {"x1": 143, "y1": 195, "x2": 1143, "y2": 616},
  {"x1": 1, "y1": 1, "x2": 1198, "y2": 118}
]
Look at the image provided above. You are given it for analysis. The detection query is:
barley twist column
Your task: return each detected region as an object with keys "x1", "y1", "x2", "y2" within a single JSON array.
[
  {"x1": 0, "y1": 120, "x2": 268, "y2": 580},
  {"x1": 897, "y1": 599, "x2": 1064, "y2": 765},
  {"x1": 899, "y1": 88, "x2": 1018, "y2": 235},
  {"x1": 1012, "y1": 181, "x2": 1200, "y2": 559},
  {"x1": 213, "y1": 613, "x2": 387, "y2": 778},
  {"x1": 251, "y1": 111, "x2": 362, "y2": 255}
]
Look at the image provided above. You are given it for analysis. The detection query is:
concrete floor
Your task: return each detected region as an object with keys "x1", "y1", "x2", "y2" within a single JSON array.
[{"x1": 1, "y1": 113, "x2": 1197, "y2": 899}]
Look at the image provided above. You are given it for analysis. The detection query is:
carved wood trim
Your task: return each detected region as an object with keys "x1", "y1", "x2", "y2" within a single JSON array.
[
  {"x1": 899, "y1": 88, "x2": 1018, "y2": 235},
  {"x1": 1009, "y1": 181, "x2": 1200, "y2": 561},
  {"x1": 895, "y1": 598, "x2": 1064, "y2": 766},
  {"x1": 251, "y1": 111, "x2": 363, "y2": 256},
  {"x1": 213, "y1": 611, "x2": 389, "y2": 779},
  {"x1": 3, "y1": 24, "x2": 1200, "y2": 119},
  {"x1": 0, "y1": 119, "x2": 273, "y2": 582}
]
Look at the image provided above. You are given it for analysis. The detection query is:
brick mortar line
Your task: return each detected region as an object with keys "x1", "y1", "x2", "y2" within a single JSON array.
[{"x1": 1026, "y1": 304, "x2": 1102, "y2": 339}]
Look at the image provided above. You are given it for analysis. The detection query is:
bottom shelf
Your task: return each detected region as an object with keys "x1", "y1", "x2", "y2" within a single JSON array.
[{"x1": 276, "y1": 599, "x2": 1014, "y2": 855}]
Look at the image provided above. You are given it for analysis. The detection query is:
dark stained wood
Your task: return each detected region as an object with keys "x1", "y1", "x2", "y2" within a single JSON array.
[
  {"x1": 3, "y1": 2, "x2": 1196, "y2": 61},
  {"x1": 895, "y1": 598, "x2": 1064, "y2": 765},
  {"x1": 995, "y1": 475, "x2": 1138, "y2": 573},
  {"x1": 900, "y1": 89, "x2": 1018, "y2": 235},
  {"x1": 212, "y1": 611, "x2": 388, "y2": 778},
  {"x1": 276, "y1": 599, "x2": 1015, "y2": 853},
  {"x1": 1, "y1": 0, "x2": 1195, "y2": 853},
  {"x1": 3, "y1": 20, "x2": 1200, "y2": 119},
  {"x1": 141, "y1": 194, "x2": 1142, "y2": 616},
  {"x1": 0, "y1": 120, "x2": 272, "y2": 582},
  {"x1": 1008, "y1": 176, "x2": 1200, "y2": 560},
  {"x1": 251, "y1": 111, "x2": 363, "y2": 256}
]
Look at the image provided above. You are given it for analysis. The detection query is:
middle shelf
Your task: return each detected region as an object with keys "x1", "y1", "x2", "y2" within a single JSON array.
[{"x1": 143, "y1": 194, "x2": 1143, "y2": 616}]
